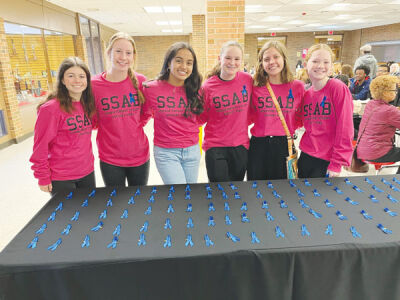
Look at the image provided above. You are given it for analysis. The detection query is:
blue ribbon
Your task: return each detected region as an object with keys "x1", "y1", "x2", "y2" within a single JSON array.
[
  {"x1": 148, "y1": 195, "x2": 155, "y2": 203},
  {"x1": 336, "y1": 210, "x2": 347, "y2": 220},
  {"x1": 242, "y1": 85, "x2": 248, "y2": 95},
  {"x1": 266, "y1": 211, "x2": 274, "y2": 221},
  {"x1": 289, "y1": 180, "x2": 296, "y2": 187},
  {"x1": 140, "y1": 221, "x2": 149, "y2": 232},
  {"x1": 226, "y1": 231, "x2": 240, "y2": 242},
  {"x1": 267, "y1": 181, "x2": 274, "y2": 189},
  {"x1": 320, "y1": 95, "x2": 326, "y2": 107},
  {"x1": 48, "y1": 238, "x2": 62, "y2": 251},
  {"x1": 205, "y1": 184, "x2": 212, "y2": 192},
  {"x1": 185, "y1": 234, "x2": 194, "y2": 247},
  {"x1": 138, "y1": 233, "x2": 146, "y2": 246},
  {"x1": 91, "y1": 221, "x2": 103, "y2": 232},
  {"x1": 296, "y1": 189, "x2": 305, "y2": 197},
  {"x1": 222, "y1": 191, "x2": 228, "y2": 199},
  {"x1": 301, "y1": 224, "x2": 310, "y2": 236},
  {"x1": 169, "y1": 186, "x2": 175, "y2": 193},
  {"x1": 164, "y1": 218, "x2": 172, "y2": 229},
  {"x1": 208, "y1": 216, "x2": 216, "y2": 227},
  {"x1": 360, "y1": 210, "x2": 373, "y2": 220},
  {"x1": 309, "y1": 209, "x2": 322, "y2": 219},
  {"x1": 163, "y1": 235, "x2": 172, "y2": 248},
  {"x1": 272, "y1": 190, "x2": 281, "y2": 199},
  {"x1": 388, "y1": 194, "x2": 399, "y2": 203},
  {"x1": 167, "y1": 193, "x2": 174, "y2": 201},
  {"x1": 393, "y1": 177, "x2": 400, "y2": 185},
  {"x1": 128, "y1": 196, "x2": 135, "y2": 205},
  {"x1": 325, "y1": 224, "x2": 333, "y2": 235},
  {"x1": 288, "y1": 211, "x2": 297, "y2": 221},
  {"x1": 167, "y1": 203, "x2": 174, "y2": 214},
  {"x1": 185, "y1": 184, "x2": 191, "y2": 192},
  {"x1": 369, "y1": 194, "x2": 379, "y2": 203},
  {"x1": 129, "y1": 92, "x2": 135, "y2": 104},
  {"x1": 66, "y1": 192, "x2": 73, "y2": 200},
  {"x1": 121, "y1": 209, "x2": 128, "y2": 219},
  {"x1": 144, "y1": 206, "x2": 152, "y2": 215},
  {"x1": 324, "y1": 199, "x2": 334, "y2": 208},
  {"x1": 251, "y1": 232, "x2": 260, "y2": 243},
  {"x1": 113, "y1": 224, "x2": 121, "y2": 236},
  {"x1": 230, "y1": 183, "x2": 238, "y2": 190},
  {"x1": 135, "y1": 188, "x2": 141, "y2": 196},
  {"x1": 61, "y1": 224, "x2": 72, "y2": 235},
  {"x1": 353, "y1": 185, "x2": 363, "y2": 193},
  {"x1": 234, "y1": 192, "x2": 241, "y2": 199},
  {"x1": 384, "y1": 208, "x2": 397, "y2": 216},
  {"x1": 81, "y1": 235, "x2": 90, "y2": 248},
  {"x1": 209, "y1": 202, "x2": 216, "y2": 212},
  {"x1": 299, "y1": 199, "x2": 309, "y2": 208},
  {"x1": 256, "y1": 190, "x2": 263, "y2": 199},
  {"x1": 241, "y1": 202, "x2": 248, "y2": 211},
  {"x1": 71, "y1": 211, "x2": 80, "y2": 221},
  {"x1": 344, "y1": 178, "x2": 352, "y2": 185},
  {"x1": 107, "y1": 236, "x2": 119, "y2": 249},
  {"x1": 275, "y1": 226, "x2": 285, "y2": 238},
  {"x1": 389, "y1": 184, "x2": 400, "y2": 192},
  {"x1": 365, "y1": 177, "x2": 373, "y2": 184},
  {"x1": 207, "y1": 191, "x2": 213, "y2": 199},
  {"x1": 55, "y1": 202, "x2": 63, "y2": 211},
  {"x1": 334, "y1": 187, "x2": 343, "y2": 194},
  {"x1": 186, "y1": 203, "x2": 193, "y2": 212},
  {"x1": 350, "y1": 226, "x2": 362, "y2": 238},
  {"x1": 217, "y1": 183, "x2": 224, "y2": 191},
  {"x1": 324, "y1": 179, "x2": 333, "y2": 186},
  {"x1": 204, "y1": 234, "x2": 214, "y2": 247},
  {"x1": 106, "y1": 198, "x2": 113, "y2": 207},
  {"x1": 225, "y1": 215, "x2": 232, "y2": 225},
  {"x1": 241, "y1": 213, "x2": 250, "y2": 223},
  {"x1": 27, "y1": 236, "x2": 39, "y2": 249},
  {"x1": 280, "y1": 200, "x2": 288, "y2": 208},
  {"x1": 224, "y1": 202, "x2": 230, "y2": 211},
  {"x1": 252, "y1": 181, "x2": 258, "y2": 188},
  {"x1": 151, "y1": 186, "x2": 157, "y2": 194},
  {"x1": 345, "y1": 197, "x2": 359, "y2": 205},
  {"x1": 88, "y1": 189, "x2": 96, "y2": 197},
  {"x1": 82, "y1": 199, "x2": 88, "y2": 207},
  {"x1": 381, "y1": 178, "x2": 390, "y2": 185},
  {"x1": 99, "y1": 209, "x2": 107, "y2": 219},
  {"x1": 185, "y1": 192, "x2": 191, "y2": 200},
  {"x1": 187, "y1": 217, "x2": 194, "y2": 228},
  {"x1": 303, "y1": 179, "x2": 312, "y2": 186},
  {"x1": 377, "y1": 223, "x2": 392, "y2": 234},
  {"x1": 262, "y1": 200, "x2": 269, "y2": 209},
  {"x1": 48, "y1": 211, "x2": 56, "y2": 222},
  {"x1": 36, "y1": 223, "x2": 47, "y2": 235},
  {"x1": 313, "y1": 189, "x2": 321, "y2": 197},
  {"x1": 372, "y1": 185, "x2": 383, "y2": 193},
  {"x1": 110, "y1": 189, "x2": 116, "y2": 197}
]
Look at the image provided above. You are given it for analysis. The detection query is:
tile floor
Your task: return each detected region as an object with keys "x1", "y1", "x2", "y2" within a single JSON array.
[{"x1": 0, "y1": 122, "x2": 397, "y2": 252}]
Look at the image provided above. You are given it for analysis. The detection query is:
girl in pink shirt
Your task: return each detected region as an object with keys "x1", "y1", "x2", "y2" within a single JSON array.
[
  {"x1": 200, "y1": 41, "x2": 253, "y2": 182},
  {"x1": 92, "y1": 32, "x2": 150, "y2": 187},
  {"x1": 249, "y1": 41, "x2": 304, "y2": 180},
  {"x1": 299, "y1": 44, "x2": 354, "y2": 178},
  {"x1": 30, "y1": 57, "x2": 96, "y2": 195},
  {"x1": 142, "y1": 42, "x2": 203, "y2": 184}
]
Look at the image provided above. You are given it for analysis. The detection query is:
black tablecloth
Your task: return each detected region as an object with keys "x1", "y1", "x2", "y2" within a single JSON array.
[{"x1": 1, "y1": 175, "x2": 400, "y2": 300}]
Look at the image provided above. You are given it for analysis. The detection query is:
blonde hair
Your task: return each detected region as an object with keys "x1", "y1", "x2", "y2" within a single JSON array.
[
  {"x1": 296, "y1": 68, "x2": 310, "y2": 84},
  {"x1": 341, "y1": 64, "x2": 354, "y2": 79},
  {"x1": 206, "y1": 41, "x2": 243, "y2": 79},
  {"x1": 106, "y1": 32, "x2": 145, "y2": 104},
  {"x1": 370, "y1": 75, "x2": 399, "y2": 101},
  {"x1": 253, "y1": 40, "x2": 294, "y2": 86},
  {"x1": 305, "y1": 44, "x2": 335, "y2": 64},
  {"x1": 333, "y1": 62, "x2": 342, "y2": 76}
]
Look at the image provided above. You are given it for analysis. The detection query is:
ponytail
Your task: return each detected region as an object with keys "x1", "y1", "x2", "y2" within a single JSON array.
[{"x1": 128, "y1": 68, "x2": 145, "y2": 104}]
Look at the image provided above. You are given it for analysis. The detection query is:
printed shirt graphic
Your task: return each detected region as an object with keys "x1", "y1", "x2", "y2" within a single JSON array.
[
  {"x1": 142, "y1": 80, "x2": 200, "y2": 148},
  {"x1": 30, "y1": 99, "x2": 94, "y2": 185},
  {"x1": 250, "y1": 80, "x2": 305, "y2": 137},
  {"x1": 92, "y1": 72, "x2": 149, "y2": 167},
  {"x1": 300, "y1": 78, "x2": 354, "y2": 172},
  {"x1": 200, "y1": 71, "x2": 253, "y2": 151}
]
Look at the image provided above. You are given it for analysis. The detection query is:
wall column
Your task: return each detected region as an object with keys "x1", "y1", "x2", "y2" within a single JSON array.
[{"x1": 191, "y1": 15, "x2": 206, "y2": 78}]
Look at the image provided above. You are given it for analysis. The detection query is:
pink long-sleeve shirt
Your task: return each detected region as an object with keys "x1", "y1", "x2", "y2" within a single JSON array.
[
  {"x1": 200, "y1": 71, "x2": 253, "y2": 151},
  {"x1": 142, "y1": 80, "x2": 200, "y2": 148},
  {"x1": 92, "y1": 72, "x2": 150, "y2": 167},
  {"x1": 250, "y1": 80, "x2": 305, "y2": 137},
  {"x1": 30, "y1": 99, "x2": 94, "y2": 185},
  {"x1": 300, "y1": 78, "x2": 354, "y2": 173}
]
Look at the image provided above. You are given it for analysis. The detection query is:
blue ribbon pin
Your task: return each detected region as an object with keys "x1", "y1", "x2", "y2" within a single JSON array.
[
  {"x1": 81, "y1": 235, "x2": 90, "y2": 248},
  {"x1": 288, "y1": 211, "x2": 297, "y2": 221},
  {"x1": 169, "y1": 186, "x2": 175, "y2": 193},
  {"x1": 251, "y1": 232, "x2": 260, "y2": 244},
  {"x1": 113, "y1": 224, "x2": 121, "y2": 236},
  {"x1": 107, "y1": 236, "x2": 119, "y2": 249},
  {"x1": 230, "y1": 183, "x2": 238, "y2": 190},
  {"x1": 388, "y1": 194, "x2": 399, "y2": 203},
  {"x1": 48, "y1": 211, "x2": 56, "y2": 222},
  {"x1": 186, "y1": 203, "x2": 193, "y2": 212},
  {"x1": 381, "y1": 178, "x2": 390, "y2": 185},
  {"x1": 71, "y1": 211, "x2": 80, "y2": 221},
  {"x1": 91, "y1": 221, "x2": 104, "y2": 232},
  {"x1": 207, "y1": 191, "x2": 213, "y2": 199},
  {"x1": 324, "y1": 199, "x2": 334, "y2": 208},
  {"x1": 313, "y1": 189, "x2": 321, "y2": 197},
  {"x1": 384, "y1": 208, "x2": 397, "y2": 217},
  {"x1": 128, "y1": 196, "x2": 135, "y2": 205},
  {"x1": 241, "y1": 202, "x2": 248, "y2": 211},
  {"x1": 129, "y1": 92, "x2": 135, "y2": 104},
  {"x1": 163, "y1": 235, "x2": 172, "y2": 248},
  {"x1": 345, "y1": 197, "x2": 359, "y2": 205},
  {"x1": 187, "y1": 217, "x2": 194, "y2": 228},
  {"x1": 344, "y1": 178, "x2": 352, "y2": 185},
  {"x1": 324, "y1": 179, "x2": 333, "y2": 186},
  {"x1": 289, "y1": 179, "x2": 296, "y2": 187},
  {"x1": 148, "y1": 195, "x2": 155, "y2": 203},
  {"x1": 267, "y1": 181, "x2": 274, "y2": 189},
  {"x1": 262, "y1": 200, "x2": 269, "y2": 209},
  {"x1": 208, "y1": 216, "x2": 215, "y2": 227},
  {"x1": 55, "y1": 202, "x2": 63, "y2": 212},
  {"x1": 185, "y1": 234, "x2": 194, "y2": 247},
  {"x1": 167, "y1": 193, "x2": 174, "y2": 201},
  {"x1": 151, "y1": 187, "x2": 157, "y2": 194},
  {"x1": 266, "y1": 211, "x2": 274, "y2": 221},
  {"x1": 234, "y1": 192, "x2": 241, "y2": 199},
  {"x1": 393, "y1": 177, "x2": 400, "y2": 185},
  {"x1": 256, "y1": 190, "x2": 263, "y2": 199},
  {"x1": 280, "y1": 200, "x2": 288, "y2": 208},
  {"x1": 369, "y1": 194, "x2": 379, "y2": 203},
  {"x1": 209, "y1": 202, "x2": 216, "y2": 212},
  {"x1": 106, "y1": 198, "x2": 113, "y2": 207},
  {"x1": 167, "y1": 204, "x2": 174, "y2": 214},
  {"x1": 185, "y1": 184, "x2": 191, "y2": 192},
  {"x1": 61, "y1": 224, "x2": 72, "y2": 235},
  {"x1": 226, "y1": 231, "x2": 240, "y2": 243},
  {"x1": 299, "y1": 199, "x2": 309, "y2": 208},
  {"x1": 241, "y1": 85, "x2": 248, "y2": 96},
  {"x1": 138, "y1": 233, "x2": 146, "y2": 246},
  {"x1": 365, "y1": 177, "x2": 374, "y2": 184},
  {"x1": 252, "y1": 181, "x2": 258, "y2": 188},
  {"x1": 389, "y1": 184, "x2": 400, "y2": 192},
  {"x1": 353, "y1": 185, "x2": 363, "y2": 193},
  {"x1": 185, "y1": 191, "x2": 191, "y2": 200},
  {"x1": 334, "y1": 187, "x2": 343, "y2": 194},
  {"x1": 297, "y1": 189, "x2": 305, "y2": 197},
  {"x1": 350, "y1": 226, "x2": 362, "y2": 238},
  {"x1": 66, "y1": 192, "x2": 73, "y2": 200},
  {"x1": 303, "y1": 179, "x2": 312, "y2": 186},
  {"x1": 204, "y1": 234, "x2": 214, "y2": 247},
  {"x1": 144, "y1": 206, "x2": 152, "y2": 215},
  {"x1": 140, "y1": 221, "x2": 149, "y2": 232},
  {"x1": 275, "y1": 226, "x2": 285, "y2": 238},
  {"x1": 224, "y1": 202, "x2": 230, "y2": 211},
  {"x1": 82, "y1": 199, "x2": 89, "y2": 207},
  {"x1": 241, "y1": 213, "x2": 250, "y2": 223},
  {"x1": 272, "y1": 190, "x2": 281, "y2": 199},
  {"x1": 301, "y1": 224, "x2": 310, "y2": 236},
  {"x1": 110, "y1": 189, "x2": 116, "y2": 197},
  {"x1": 325, "y1": 224, "x2": 333, "y2": 235},
  {"x1": 99, "y1": 209, "x2": 107, "y2": 219},
  {"x1": 88, "y1": 189, "x2": 96, "y2": 197},
  {"x1": 360, "y1": 210, "x2": 373, "y2": 220},
  {"x1": 48, "y1": 238, "x2": 62, "y2": 251},
  {"x1": 320, "y1": 95, "x2": 327, "y2": 107},
  {"x1": 377, "y1": 223, "x2": 392, "y2": 234},
  {"x1": 222, "y1": 191, "x2": 228, "y2": 199},
  {"x1": 372, "y1": 185, "x2": 383, "y2": 193},
  {"x1": 225, "y1": 215, "x2": 232, "y2": 225},
  {"x1": 36, "y1": 223, "x2": 47, "y2": 235},
  {"x1": 135, "y1": 188, "x2": 141, "y2": 196},
  {"x1": 217, "y1": 183, "x2": 224, "y2": 191},
  {"x1": 336, "y1": 210, "x2": 347, "y2": 220},
  {"x1": 164, "y1": 218, "x2": 172, "y2": 229},
  {"x1": 121, "y1": 209, "x2": 128, "y2": 219},
  {"x1": 309, "y1": 209, "x2": 322, "y2": 219},
  {"x1": 27, "y1": 236, "x2": 39, "y2": 249}
]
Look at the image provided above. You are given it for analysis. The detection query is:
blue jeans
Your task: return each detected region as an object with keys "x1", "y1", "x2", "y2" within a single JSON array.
[{"x1": 154, "y1": 144, "x2": 201, "y2": 184}]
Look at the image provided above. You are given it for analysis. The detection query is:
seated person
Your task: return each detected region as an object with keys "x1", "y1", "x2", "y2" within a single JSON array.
[
  {"x1": 376, "y1": 64, "x2": 390, "y2": 77},
  {"x1": 390, "y1": 63, "x2": 400, "y2": 76},
  {"x1": 350, "y1": 65, "x2": 371, "y2": 100},
  {"x1": 341, "y1": 64, "x2": 354, "y2": 79},
  {"x1": 357, "y1": 75, "x2": 400, "y2": 173},
  {"x1": 334, "y1": 74, "x2": 349, "y2": 87}
]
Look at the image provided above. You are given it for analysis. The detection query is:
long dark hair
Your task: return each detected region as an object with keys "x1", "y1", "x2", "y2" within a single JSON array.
[
  {"x1": 158, "y1": 42, "x2": 203, "y2": 117},
  {"x1": 38, "y1": 57, "x2": 95, "y2": 117}
]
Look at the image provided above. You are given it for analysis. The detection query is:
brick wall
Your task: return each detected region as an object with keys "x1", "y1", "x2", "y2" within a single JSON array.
[
  {"x1": 341, "y1": 30, "x2": 362, "y2": 66},
  {"x1": 192, "y1": 15, "x2": 206, "y2": 78}
]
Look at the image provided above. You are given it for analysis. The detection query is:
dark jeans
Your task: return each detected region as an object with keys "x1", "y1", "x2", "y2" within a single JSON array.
[
  {"x1": 247, "y1": 136, "x2": 289, "y2": 180},
  {"x1": 100, "y1": 160, "x2": 149, "y2": 187},
  {"x1": 205, "y1": 146, "x2": 248, "y2": 182},
  {"x1": 298, "y1": 152, "x2": 330, "y2": 178},
  {"x1": 51, "y1": 171, "x2": 95, "y2": 196},
  {"x1": 369, "y1": 147, "x2": 400, "y2": 173}
]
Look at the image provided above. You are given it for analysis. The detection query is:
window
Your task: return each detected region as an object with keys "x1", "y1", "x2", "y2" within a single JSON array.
[{"x1": 79, "y1": 16, "x2": 104, "y2": 74}]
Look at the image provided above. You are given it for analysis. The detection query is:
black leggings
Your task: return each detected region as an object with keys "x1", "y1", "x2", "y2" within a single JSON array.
[
  {"x1": 369, "y1": 147, "x2": 400, "y2": 173},
  {"x1": 298, "y1": 152, "x2": 330, "y2": 178},
  {"x1": 51, "y1": 171, "x2": 95, "y2": 196},
  {"x1": 205, "y1": 146, "x2": 248, "y2": 182},
  {"x1": 247, "y1": 136, "x2": 289, "y2": 180},
  {"x1": 100, "y1": 160, "x2": 150, "y2": 187}
]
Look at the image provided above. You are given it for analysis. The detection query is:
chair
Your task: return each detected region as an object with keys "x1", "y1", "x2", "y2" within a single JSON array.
[{"x1": 363, "y1": 161, "x2": 400, "y2": 175}]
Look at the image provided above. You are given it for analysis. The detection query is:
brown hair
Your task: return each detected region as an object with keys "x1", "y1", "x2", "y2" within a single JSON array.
[
  {"x1": 206, "y1": 41, "x2": 243, "y2": 79},
  {"x1": 370, "y1": 75, "x2": 399, "y2": 101},
  {"x1": 38, "y1": 56, "x2": 95, "y2": 117},
  {"x1": 253, "y1": 40, "x2": 294, "y2": 86},
  {"x1": 341, "y1": 64, "x2": 354, "y2": 78},
  {"x1": 106, "y1": 32, "x2": 145, "y2": 104}
]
